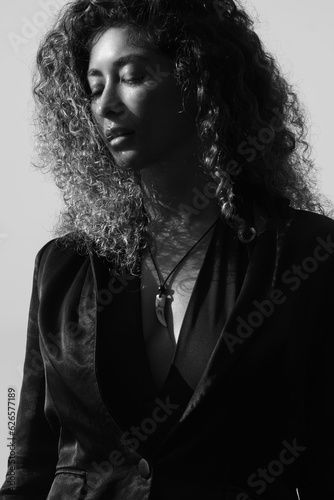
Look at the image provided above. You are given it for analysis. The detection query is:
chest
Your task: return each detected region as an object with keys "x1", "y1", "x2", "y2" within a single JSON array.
[{"x1": 140, "y1": 243, "x2": 210, "y2": 390}]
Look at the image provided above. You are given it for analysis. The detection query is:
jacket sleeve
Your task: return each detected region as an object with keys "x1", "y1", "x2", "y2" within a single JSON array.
[
  {"x1": 298, "y1": 287, "x2": 334, "y2": 498},
  {"x1": 0, "y1": 245, "x2": 59, "y2": 499}
]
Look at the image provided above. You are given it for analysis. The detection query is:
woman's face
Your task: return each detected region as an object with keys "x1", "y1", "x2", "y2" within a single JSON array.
[{"x1": 88, "y1": 26, "x2": 197, "y2": 170}]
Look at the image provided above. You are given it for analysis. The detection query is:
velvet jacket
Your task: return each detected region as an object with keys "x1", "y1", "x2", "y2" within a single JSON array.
[{"x1": 1, "y1": 202, "x2": 334, "y2": 500}]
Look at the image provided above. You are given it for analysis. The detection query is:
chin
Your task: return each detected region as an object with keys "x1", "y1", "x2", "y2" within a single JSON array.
[{"x1": 110, "y1": 149, "x2": 146, "y2": 172}]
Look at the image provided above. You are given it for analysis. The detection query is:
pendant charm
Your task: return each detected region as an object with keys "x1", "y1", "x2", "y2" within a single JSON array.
[{"x1": 155, "y1": 291, "x2": 168, "y2": 327}]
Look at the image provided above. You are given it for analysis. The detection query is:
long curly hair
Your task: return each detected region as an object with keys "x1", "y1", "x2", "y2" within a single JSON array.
[{"x1": 33, "y1": 0, "x2": 330, "y2": 273}]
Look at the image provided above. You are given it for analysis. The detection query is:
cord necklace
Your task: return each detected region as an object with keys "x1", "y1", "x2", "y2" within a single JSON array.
[{"x1": 146, "y1": 217, "x2": 220, "y2": 327}]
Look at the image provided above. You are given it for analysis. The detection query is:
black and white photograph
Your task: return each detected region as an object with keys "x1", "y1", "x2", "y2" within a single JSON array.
[{"x1": 0, "y1": 1, "x2": 333, "y2": 498}]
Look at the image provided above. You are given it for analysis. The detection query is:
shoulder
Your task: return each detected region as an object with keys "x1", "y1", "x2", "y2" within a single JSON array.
[
  {"x1": 279, "y1": 208, "x2": 334, "y2": 280},
  {"x1": 35, "y1": 235, "x2": 86, "y2": 263},
  {"x1": 287, "y1": 208, "x2": 334, "y2": 245},
  {"x1": 34, "y1": 235, "x2": 92, "y2": 287},
  {"x1": 289, "y1": 208, "x2": 334, "y2": 232}
]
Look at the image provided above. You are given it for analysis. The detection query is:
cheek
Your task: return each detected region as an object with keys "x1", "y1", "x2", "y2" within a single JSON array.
[
  {"x1": 150, "y1": 82, "x2": 196, "y2": 134},
  {"x1": 130, "y1": 83, "x2": 185, "y2": 126},
  {"x1": 122, "y1": 85, "x2": 151, "y2": 111},
  {"x1": 90, "y1": 102, "x2": 102, "y2": 126},
  {"x1": 89, "y1": 104, "x2": 110, "y2": 146}
]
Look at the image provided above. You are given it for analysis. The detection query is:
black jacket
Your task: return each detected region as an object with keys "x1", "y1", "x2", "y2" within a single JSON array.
[{"x1": 1, "y1": 206, "x2": 334, "y2": 500}]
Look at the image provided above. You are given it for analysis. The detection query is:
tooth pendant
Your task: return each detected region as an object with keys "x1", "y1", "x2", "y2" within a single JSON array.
[{"x1": 155, "y1": 293, "x2": 168, "y2": 327}]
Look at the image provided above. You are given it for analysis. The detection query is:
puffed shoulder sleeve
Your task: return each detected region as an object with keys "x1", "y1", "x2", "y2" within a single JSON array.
[{"x1": 0, "y1": 243, "x2": 59, "y2": 499}]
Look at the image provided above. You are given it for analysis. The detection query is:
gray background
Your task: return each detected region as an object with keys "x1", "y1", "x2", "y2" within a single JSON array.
[{"x1": 1, "y1": 0, "x2": 333, "y2": 483}]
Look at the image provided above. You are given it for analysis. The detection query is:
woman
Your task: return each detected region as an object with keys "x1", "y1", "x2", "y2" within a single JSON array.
[{"x1": 1, "y1": 0, "x2": 333, "y2": 498}]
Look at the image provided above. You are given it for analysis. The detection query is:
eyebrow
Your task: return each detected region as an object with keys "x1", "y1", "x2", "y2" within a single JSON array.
[{"x1": 87, "y1": 54, "x2": 150, "y2": 78}]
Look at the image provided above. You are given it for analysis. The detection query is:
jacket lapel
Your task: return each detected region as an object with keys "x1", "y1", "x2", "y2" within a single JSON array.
[
  {"x1": 180, "y1": 209, "x2": 294, "y2": 422},
  {"x1": 88, "y1": 201, "x2": 294, "y2": 432}
]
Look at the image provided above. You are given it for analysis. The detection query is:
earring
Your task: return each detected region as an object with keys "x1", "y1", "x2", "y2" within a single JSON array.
[{"x1": 238, "y1": 226, "x2": 257, "y2": 243}]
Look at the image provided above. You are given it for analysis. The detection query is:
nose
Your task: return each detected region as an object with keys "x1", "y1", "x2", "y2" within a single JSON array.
[{"x1": 95, "y1": 85, "x2": 126, "y2": 119}]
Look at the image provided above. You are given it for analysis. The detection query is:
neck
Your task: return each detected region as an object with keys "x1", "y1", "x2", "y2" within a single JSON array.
[{"x1": 140, "y1": 159, "x2": 220, "y2": 238}]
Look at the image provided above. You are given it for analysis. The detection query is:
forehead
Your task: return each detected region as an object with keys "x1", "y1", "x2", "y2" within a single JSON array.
[
  {"x1": 89, "y1": 26, "x2": 153, "y2": 67},
  {"x1": 88, "y1": 26, "x2": 174, "y2": 77}
]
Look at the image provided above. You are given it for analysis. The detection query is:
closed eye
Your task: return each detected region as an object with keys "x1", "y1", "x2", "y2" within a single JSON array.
[
  {"x1": 121, "y1": 75, "x2": 146, "y2": 85},
  {"x1": 89, "y1": 75, "x2": 145, "y2": 98}
]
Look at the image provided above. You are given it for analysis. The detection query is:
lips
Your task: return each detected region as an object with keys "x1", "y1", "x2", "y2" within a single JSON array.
[{"x1": 105, "y1": 127, "x2": 134, "y2": 142}]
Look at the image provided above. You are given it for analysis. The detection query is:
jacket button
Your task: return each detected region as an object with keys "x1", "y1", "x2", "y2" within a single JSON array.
[{"x1": 138, "y1": 458, "x2": 151, "y2": 479}]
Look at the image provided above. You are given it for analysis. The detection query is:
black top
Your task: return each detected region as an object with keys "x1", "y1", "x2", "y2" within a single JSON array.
[{"x1": 97, "y1": 219, "x2": 250, "y2": 457}]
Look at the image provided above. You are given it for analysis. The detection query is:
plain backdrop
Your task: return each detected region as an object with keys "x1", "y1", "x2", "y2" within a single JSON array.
[{"x1": 0, "y1": 0, "x2": 333, "y2": 484}]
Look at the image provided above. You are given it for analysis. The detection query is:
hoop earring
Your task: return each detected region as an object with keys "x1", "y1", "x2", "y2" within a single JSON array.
[{"x1": 238, "y1": 226, "x2": 257, "y2": 243}]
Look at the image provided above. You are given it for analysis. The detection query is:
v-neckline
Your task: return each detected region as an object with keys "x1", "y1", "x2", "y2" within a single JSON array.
[
  {"x1": 94, "y1": 214, "x2": 251, "y2": 439},
  {"x1": 139, "y1": 218, "x2": 222, "y2": 394}
]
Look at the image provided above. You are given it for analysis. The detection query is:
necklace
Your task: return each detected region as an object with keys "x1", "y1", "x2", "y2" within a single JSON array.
[{"x1": 146, "y1": 217, "x2": 220, "y2": 327}]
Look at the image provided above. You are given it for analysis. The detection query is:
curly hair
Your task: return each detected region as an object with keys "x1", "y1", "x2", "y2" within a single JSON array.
[{"x1": 33, "y1": 0, "x2": 330, "y2": 273}]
